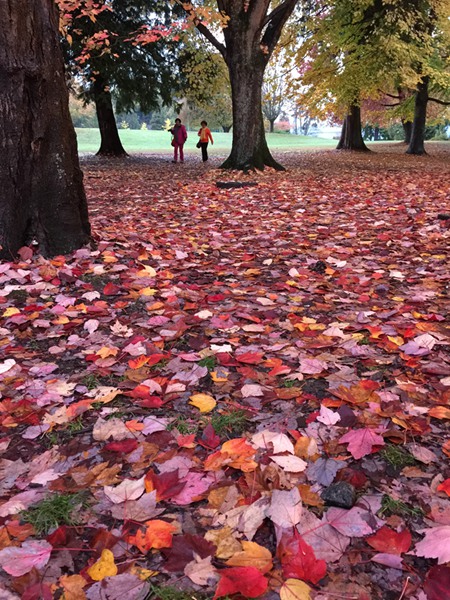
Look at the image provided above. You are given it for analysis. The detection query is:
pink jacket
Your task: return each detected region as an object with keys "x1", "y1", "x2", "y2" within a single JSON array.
[{"x1": 171, "y1": 124, "x2": 187, "y2": 145}]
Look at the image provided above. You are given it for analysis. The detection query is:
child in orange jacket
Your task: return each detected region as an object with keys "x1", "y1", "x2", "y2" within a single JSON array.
[{"x1": 197, "y1": 120, "x2": 214, "y2": 162}]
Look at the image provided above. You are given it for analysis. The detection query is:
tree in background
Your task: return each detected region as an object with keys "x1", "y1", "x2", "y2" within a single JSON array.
[
  {"x1": 0, "y1": 0, "x2": 90, "y2": 259},
  {"x1": 63, "y1": 0, "x2": 180, "y2": 156},
  {"x1": 262, "y1": 62, "x2": 287, "y2": 133},
  {"x1": 296, "y1": 0, "x2": 450, "y2": 153},
  {"x1": 176, "y1": 0, "x2": 299, "y2": 171}
]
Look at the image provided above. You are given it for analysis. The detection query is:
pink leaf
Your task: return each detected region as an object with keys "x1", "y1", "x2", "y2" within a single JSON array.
[
  {"x1": 412, "y1": 526, "x2": 450, "y2": 564},
  {"x1": 0, "y1": 540, "x2": 52, "y2": 576},
  {"x1": 339, "y1": 428, "x2": 385, "y2": 459},
  {"x1": 326, "y1": 506, "x2": 377, "y2": 537}
]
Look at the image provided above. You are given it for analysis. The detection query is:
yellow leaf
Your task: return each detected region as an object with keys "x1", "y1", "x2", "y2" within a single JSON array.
[
  {"x1": 225, "y1": 541, "x2": 273, "y2": 573},
  {"x1": 87, "y1": 549, "x2": 118, "y2": 581},
  {"x1": 189, "y1": 393, "x2": 216, "y2": 413},
  {"x1": 2, "y1": 308, "x2": 20, "y2": 317},
  {"x1": 387, "y1": 335, "x2": 404, "y2": 346},
  {"x1": 211, "y1": 370, "x2": 228, "y2": 383},
  {"x1": 280, "y1": 579, "x2": 312, "y2": 600},
  {"x1": 96, "y1": 346, "x2": 119, "y2": 358},
  {"x1": 139, "y1": 287, "x2": 157, "y2": 296},
  {"x1": 130, "y1": 565, "x2": 158, "y2": 580}
]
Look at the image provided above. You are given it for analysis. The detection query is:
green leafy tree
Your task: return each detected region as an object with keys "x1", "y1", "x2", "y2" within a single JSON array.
[{"x1": 63, "y1": 0, "x2": 180, "y2": 155}]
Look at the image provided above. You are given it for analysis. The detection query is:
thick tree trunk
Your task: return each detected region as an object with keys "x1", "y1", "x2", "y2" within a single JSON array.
[
  {"x1": 93, "y1": 79, "x2": 127, "y2": 157},
  {"x1": 336, "y1": 104, "x2": 369, "y2": 151},
  {"x1": 0, "y1": 0, "x2": 90, "y2": 260},
  {"x1": 269, "y1": 119, "x2": 275, "y2": 133},
  {"x1": 406, "y1": 77, "x2": 428, "y2": 155},
  {"x1": 222, "y1": 59, "x2": 283, "y2": 171},
  {"x1": 402, "y1": 120, "x2": 412, "y2": 144}
]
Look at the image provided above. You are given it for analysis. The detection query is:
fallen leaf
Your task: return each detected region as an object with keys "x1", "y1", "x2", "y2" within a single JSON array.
[
  {"x1": 412, "y1": 526, "x2": 450, "y2": 564},
  {"x1": 189, "y1": 393, "x2": 217, "y2": 413},
  {"x1": 213, "y1": 566, "x2": 268, "y2": 599},
  {"x1": 0, "y1": 540, "x2": 52, "y2": 576},
  {"x1": 280, "y1": 579, "x2": 312, "y2": 600},
  {"x1": 87, "y1": 549, "x2": 118, "y2": 581}
]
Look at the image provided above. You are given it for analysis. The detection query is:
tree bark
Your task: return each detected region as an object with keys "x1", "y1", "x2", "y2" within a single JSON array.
[
  {"x1": 406, "y1": 77, "x2": 428, "y2": 155},
  {"x1": 0, "y1": 0, "x2": 90, "y2": 260},
  {"x1": 269, "y1": 119, "x2": 275, "y2": 133},
  {"x1": 93, "y1": 79, "x2": 127, "y2": 157},
  {"x1": 187, "y1": 0, "x2": 298, "y2": 171},
  {"x1": 402, "y1": 120, "x2": 412, "y2": 144},
  {"x1": 336, "y1": 104, "x2": 369, "y2": 151}
]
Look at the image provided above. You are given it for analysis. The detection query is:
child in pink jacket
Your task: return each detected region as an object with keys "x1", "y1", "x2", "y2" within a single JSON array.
[{"x1": 170, "y1": 118, "x2": 188, "y2": 163}]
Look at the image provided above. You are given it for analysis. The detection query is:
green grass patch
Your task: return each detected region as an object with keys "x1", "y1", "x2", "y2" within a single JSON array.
[
  {"x1": 22, "y1": 493, "x2": 87, "y2": 534},
  {"x1": 167, "y1": 416, "x2": 199, "y2": 435},
  {"x1": 82, "y1": 374, "x2": 101, "y2": 390},
  {"x1": 147, "y1": 585, "x2": 216, "y2": 600},
  {"x1": 381, "y1": 445, "x2": 416, "y2": 468},
  {"x1": 209, "y1": 410, "x2": 248, "y2": 436},
  {"x1": 380, "y1": 495, "x2": 423, "y2": 518},
  {"x1": 198, "y1": 356, "x2": 217, "y2": 371},
  {"x1": 75, "y1": 127, "x2": 337, "y2": 155}
]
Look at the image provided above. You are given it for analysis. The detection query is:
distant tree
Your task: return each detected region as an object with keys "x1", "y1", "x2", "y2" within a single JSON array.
[
  {"x1": 262, "y1": 64, "x2": 286, "y2": 133},
  {"x1": 296, "y1": 0, "x2": 450, "y2": 153},
  {"x1": 0, "y1": 0, "x2": 90, "y2": 259},
  {"x1": 63, "y1": 0, "x2": 180, "y2": 156}
]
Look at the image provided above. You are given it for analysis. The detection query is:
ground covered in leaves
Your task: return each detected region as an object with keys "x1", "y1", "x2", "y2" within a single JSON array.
[{"x1": 1, "y1": 144, "x2": 450, "y2": 600}]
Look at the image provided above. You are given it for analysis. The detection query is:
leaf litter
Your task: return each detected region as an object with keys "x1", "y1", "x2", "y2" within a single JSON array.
[{"x1": 0, "y1": 145, "x2": 449, "y2": 599}]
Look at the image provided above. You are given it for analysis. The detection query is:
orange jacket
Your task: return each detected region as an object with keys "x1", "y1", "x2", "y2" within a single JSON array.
[{"x1": 198, "y1": 127, "x2": 213, "y2": 143}]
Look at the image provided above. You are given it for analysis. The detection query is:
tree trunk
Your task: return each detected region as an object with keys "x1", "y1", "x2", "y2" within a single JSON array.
[
  {"x1": 0, "y1": 0, "x2": 90, "y2": 260},
  {"x1": 269, "y1": 119, "x2": 275, "y2": 133},
  {"x1": 374, "y1": 127, "x2": 380, "y2": 141},
  {"x1": 93, "y1": 79, "x2": 127, "y2": 157},
  {"x1": 336, "y1": 104, "x2": 369, "y2": 151},
  {"x1": 402, "y1": 120, "x2": 412, "y2": 144},
  {"x1": 221, "y1": 57, "x2": 283, "y2": 171},
  {"x1": 406, "y1": 77, "x2": 428, "y2": 155}
]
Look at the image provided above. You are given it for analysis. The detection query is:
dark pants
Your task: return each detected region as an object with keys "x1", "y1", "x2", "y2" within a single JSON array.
[{"x1": 200, "y1": 142, "x2": 209, "y2": 161}]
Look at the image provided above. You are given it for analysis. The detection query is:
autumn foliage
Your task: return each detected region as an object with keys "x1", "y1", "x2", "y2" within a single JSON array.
[{"x1": 0, "y1": 147, "x2": 449, "y2": 598}]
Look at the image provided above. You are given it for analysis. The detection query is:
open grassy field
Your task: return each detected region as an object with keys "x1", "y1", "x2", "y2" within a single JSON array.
[{"x1": 75, "y1": 127, "x2": 338, "y2": 154}]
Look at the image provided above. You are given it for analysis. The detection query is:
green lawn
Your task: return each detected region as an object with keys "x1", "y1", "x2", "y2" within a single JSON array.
[{"x1": 75, "y1": 127, "x2": 337, "y2": 154}]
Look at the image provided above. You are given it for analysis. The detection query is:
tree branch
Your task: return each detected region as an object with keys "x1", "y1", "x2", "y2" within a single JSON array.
[
  {"x1": 261, "y1": 0, "x2": 298, "y2": 54},
  {"x1": 382, "y1": 102, "x2": 402, "y2": 107},
  {"x1": 173, "y1": 0, "x2": 227, "y2": 60},
  {"x1": 380, "y1": 91, "x2": 402, "y2": 99},
  {"x1": 429, "y1": 97, "x2": 450, "y2": 106}
]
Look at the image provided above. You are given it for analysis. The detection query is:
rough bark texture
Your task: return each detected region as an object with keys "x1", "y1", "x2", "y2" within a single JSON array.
[
  {"x1": 0, "y1": 0, "x2": 90, "y2": 260},
  {"x1": 336, "y1": 104, "x2": 369, "y2": 151},
  {"x1": 402, "y1": 120, "x2": 412, "y2": 144},
  {"x1": 93, "y1": 79, "x2": 127, "y2": 157},
  {"x1": 222, "y1": 56, "x2": 283, "y2": 171},
  {"x1": 406, "y1": 77, "x2": 428, "y2": 155}
]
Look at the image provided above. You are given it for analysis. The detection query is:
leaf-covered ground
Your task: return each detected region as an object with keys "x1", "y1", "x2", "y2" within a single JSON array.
[{"x1": 1, "y1": 145, "x2": 449, "y2": 600}]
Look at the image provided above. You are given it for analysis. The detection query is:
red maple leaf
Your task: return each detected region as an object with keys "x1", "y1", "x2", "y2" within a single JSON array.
[{"x1": 278, "y1": 529, "x2": 327, "y2": 584}]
